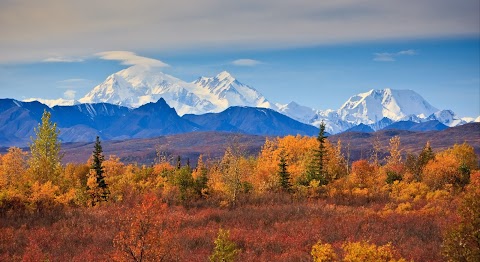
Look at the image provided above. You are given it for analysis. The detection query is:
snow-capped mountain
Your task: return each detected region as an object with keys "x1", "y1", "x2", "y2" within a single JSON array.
[
  {"x1": 78, "y1": 65, "x2": 273, "y2": 116},
  {"x1": 23, "y1": 97, "x2": 77, "y2": 107},
  {"x1": 25, "y1": 66, "x2": 474, "y2": 134},
  {"x1": 426, "y1": 110, "x2": 467, "y2": 127},
  {"x1": 276, "y1": 101, "x2": 318, "y2": 124},
  {"x1": 337, "y1": 88, "x2": 438, "y2": 124},
  {"x1": 193, "y1": 71, "x2": 276, "y2": 111}
]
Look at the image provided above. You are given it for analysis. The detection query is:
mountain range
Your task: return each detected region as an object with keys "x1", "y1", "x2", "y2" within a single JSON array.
[
  {"x1": 24, "y1": 65, "x2": 478, "y2": 135},
  {"x1": 0, "y1": 98, "x2": 319, "y2": 147}
]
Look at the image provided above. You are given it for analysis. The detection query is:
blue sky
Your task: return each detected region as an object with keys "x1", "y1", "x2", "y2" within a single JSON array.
[{"x1": 0, "y1": 1, "x2": 479, "y2": 117}]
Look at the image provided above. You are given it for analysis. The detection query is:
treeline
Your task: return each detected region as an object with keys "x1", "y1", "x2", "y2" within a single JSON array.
[{"x1": 0, "y1": 110, "x2": 479, "y2": 261}]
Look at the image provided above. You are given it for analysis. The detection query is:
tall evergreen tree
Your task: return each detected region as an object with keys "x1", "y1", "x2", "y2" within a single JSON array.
[
  {"x1": 29, "y1": 109, "x2": 62, "y2": 183},
  {"x1": 176, "y1": 155, "x2": 182, "y2": 170},
  {"x1": 277, "y1": 150, "x2": 292, "y2": 192},
  {"x1": 416, "y1": 141, "x2": 435, "y2": 181},
  {"x1": 87, "y1": 136, "x2": 109, "y2": 205},
  {"x1": 306, "y1": 121, "x2": 328, "y2": 185}
]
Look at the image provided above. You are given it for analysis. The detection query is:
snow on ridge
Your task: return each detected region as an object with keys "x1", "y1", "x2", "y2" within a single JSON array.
[
  {"x1": 24, "y1": 65, "x2": 469, "y2": 134},
  {"x1": 23, "y1": 98, "x2": 75, "y2": 108}
]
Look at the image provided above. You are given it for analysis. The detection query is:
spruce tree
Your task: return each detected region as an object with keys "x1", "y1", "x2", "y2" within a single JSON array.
[
  {"x1": 278, "y1": 150, "x2": 292, "y2": 192},
  {"x1": 29, "y1": 109, "x2": 62, "y2": 183},
  {"x1": 88, "y1": 136, "x2": 109, "y2": 204},
  {"x1": 306, "y1": 121, "x2": 328, "y2": 185},
  {"x1": 176, "y1": 155, "x2": 182, "y2": 170},
  {"x1": 416, "y1": 141, "x2": 435, "y2": 181}
]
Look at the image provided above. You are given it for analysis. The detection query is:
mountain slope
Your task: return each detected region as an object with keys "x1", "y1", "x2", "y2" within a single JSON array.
[
  {"x1": 183, "y1": 106, "x2": 319, "y2": 136},
  {"x1": 24, "y1": 65, "x2": 472, "y2": 134},
  {"x1": 192, "y1": 71, "x2": 275, "y2": 110},
  {"x1": 0, "y1": 99, "x2": 49, "y2": 146},
  {"x1": 78, "y1": 66, "x2": 274, "y2": 116},
  {"x1": 0, "y1": 98, "x2": 320, "y2": 146},
  {"x1": 105, "y1": 98, "x2": 202, "y2": 139},
  {"x1": 338, "y1": 88, "x2": 438, "y2": 124}
]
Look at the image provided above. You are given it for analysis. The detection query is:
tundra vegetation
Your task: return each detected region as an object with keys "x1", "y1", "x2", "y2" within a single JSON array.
[{"x1": 0, "y1": 112, "x2": 478, "y2": 261}]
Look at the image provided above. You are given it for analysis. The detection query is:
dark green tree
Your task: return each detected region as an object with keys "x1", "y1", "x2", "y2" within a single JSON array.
[
  {"x1": 87, "y1": 136, "x2": 109, "y2": 205},
  {"x1": 194, "y1": 155, "x2": 209, "y2": 196},
  {"x1": 277, "y1": 150, "x2": 292, "y2": 192},
  {"x1": 416, "y1": 141, "x2": 435, "y2": 180},
  {"x1": 29, "y1": 109, "x2": 62, "y2": 183},
  {"x1": 305, "y1": 121, "x2": 328, "y2": 185},
  {"x1": 173, "y1": 166, "x2": 194, "y2": 202},
  {"x1": 176, "y1": 155, "x2": 182, "y2": 170}
]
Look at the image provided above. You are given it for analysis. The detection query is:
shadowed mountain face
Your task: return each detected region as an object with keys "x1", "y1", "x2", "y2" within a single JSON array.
[
  {"x1": 183, "y1": 106, "x2": 320, "y2": 137},
  {"x1": 0, "y1": 98, "x2": 318, "y2": 147}
]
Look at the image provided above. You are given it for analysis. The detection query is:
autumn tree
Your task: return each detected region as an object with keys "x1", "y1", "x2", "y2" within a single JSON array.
[
  {"x1": 311, "y1": 240, "x2": 337, "y2": 262},
  {"x1": 443, "y1": 171, "x2": 480, "y2": 261},
  {"x1": 87, "y1": 136, "x2": 109, "y2": 206},
  {"x1": 112, "y1": 194, "x2": 176, "y2": 261},
  {"x1": 192, "y1": 154, "x2": 209, "y2": 197},
  {"x1": 423, "y1": 143, "x2": 478, "y2": 190},
  {"x1": 386, "y1": 136, "x2": 402, "y2": 166},
  {"x1": 350, "y1": 160, "x2": 376, "y2": 189},
  {"x1": 28, "y1": 110, "x2": 62, "y2": 184},
  {"x1": 253, "y1": 138, "x2": 279, "y2": 192},
  {"x1": 209, "y1": 229, "x2": 240, "y2": 262},
  {"x1": 325, "y1": 139, "x2": 348, "y2": 182},
  {"x1": 385, "y1": 136, "x2": 404, "y2": 184},
  {"x1": 0, "y1": 147, "x2": 28, "y2": 188},
  {"x1": 277, "y1": 149, "x2": 292, "y2": 192},
  {"x1": 342, "y1": 241, "x2": 406, "y2": 262},
  {"x1": 370, "y1": 135, "x2": 382, "y2": 167},
  {"x1": 216, "y1": 144, "x2": 249, "y2": 207}
]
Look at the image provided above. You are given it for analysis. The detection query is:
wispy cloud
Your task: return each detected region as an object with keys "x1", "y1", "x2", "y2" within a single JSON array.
[
  {"x1": 43, "y1": 56, "x2": 84, "y2": 63},
  {"x1": 63, "y1": 90, "x2": 76, "y2": 99},
  {"x1": 95, "y1": 51, "x2": 169, "y2": 67},
  {"x1": 231, "y1": 59, "x2": 263, "y2": 66},
  {"x1": 57, "y1": 78, "x2": 89, "y2": 84},
  {"x1": 373, "y1": 49, "x2": 417, "y2": 62},
  {"x1": 0, "y1": 1, "x2": 477, "y2": 64}
]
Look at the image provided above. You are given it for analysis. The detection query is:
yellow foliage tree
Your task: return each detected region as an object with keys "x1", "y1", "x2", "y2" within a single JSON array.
[
  {"x1": 311, "y1": 241, "x2": 337, "y2": 262},
  {"x1": 342, "y1": 241, "x2": 406, "y2": 262}
]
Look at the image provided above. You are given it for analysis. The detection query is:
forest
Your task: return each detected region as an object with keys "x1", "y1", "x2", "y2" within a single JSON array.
[{"x1": 0, "y1": 110, "x2": 479, "y2": 261}]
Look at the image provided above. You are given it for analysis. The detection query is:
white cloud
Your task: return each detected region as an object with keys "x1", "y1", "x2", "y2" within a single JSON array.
[
  {"x1": 95, "y1": 51, "x2": 169, "y2": 67},
  {"x1": 43, "y1": 56, "x2": 84, "y2": 63},
  {"x1": 373, "y1": 49, "x2": 418, "y2": 62},
  {"x1": 373, "y1": 53, "x2": 396, "y2": 62},
  {"x1": 231, "y1": 59, "x2": 262, "y2": 66},
  {"x1": 57, "y1": 78, "x2": 88, "y2": 84},
  {"x1": 397, "y1": 49, "x2": 417, "y2": 56},
  {"x1": 63, "y1": 90, "x2": 76, "y2": 99},
  {"x1": 0, "y1": 1, "x2": 477, "y2": 63}
]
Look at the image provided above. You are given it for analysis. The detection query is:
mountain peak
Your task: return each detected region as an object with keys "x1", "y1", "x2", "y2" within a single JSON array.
[
  {"x1": 215, "y1": 71, "x2": 235, "y2": 81},
  {"x1": 339, "y1": 88, "x2": 439, "y2": 124}
]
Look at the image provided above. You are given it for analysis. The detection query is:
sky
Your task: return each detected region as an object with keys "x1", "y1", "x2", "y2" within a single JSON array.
[{"x1": 0, "y1": 0, "x2": 479, "y2": 117}]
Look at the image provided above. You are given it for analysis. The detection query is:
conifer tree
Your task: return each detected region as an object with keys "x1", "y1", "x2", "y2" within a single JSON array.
[
  {"x1": 29, "y1": 110, "x2": 62, "y2": 184},
  {"x1": 277, "y1": 150, "x2": 292, "y2": 192},
  {"x1": 193, "y1": 155, "x2": 208, "y2": 196},
  {"x1": 176, "y1": 155, "x2": 182, "y2": 170},
  {"x1": 87, "y1": 136, "x2": 109, "y2": 205},
  {"x1": 306, "y1": 121, "x2": 328, "y2": 185},
  {"x1": 418, "y1": 141, "x2": 434, "y2": 168}
]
